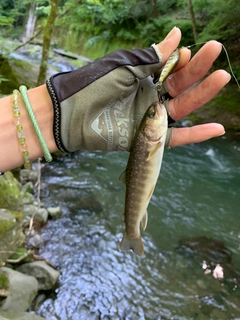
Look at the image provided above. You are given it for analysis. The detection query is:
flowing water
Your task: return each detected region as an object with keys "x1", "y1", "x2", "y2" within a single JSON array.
[{"x1": 36, "y1": 135, "x2": 240, "y2": 320}]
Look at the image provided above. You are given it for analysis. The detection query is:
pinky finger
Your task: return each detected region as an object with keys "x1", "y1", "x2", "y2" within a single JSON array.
[{"x1": 169, "y1": 123, "x2": 225, "y2": 148}]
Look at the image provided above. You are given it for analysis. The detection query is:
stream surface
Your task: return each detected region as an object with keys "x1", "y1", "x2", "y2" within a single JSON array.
[{"x1": 36, "y1": 135, "x2": 240, "y2": 320}]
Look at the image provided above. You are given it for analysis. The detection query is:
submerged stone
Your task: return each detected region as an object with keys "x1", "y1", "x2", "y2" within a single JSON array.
[{"x1": 178, "y1": 236, "x2": 232, "y2": 264}]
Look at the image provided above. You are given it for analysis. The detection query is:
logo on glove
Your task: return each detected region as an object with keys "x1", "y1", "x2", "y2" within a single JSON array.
[{"x1": 91, "y1": 98, "x2": 140, "y2": 151}]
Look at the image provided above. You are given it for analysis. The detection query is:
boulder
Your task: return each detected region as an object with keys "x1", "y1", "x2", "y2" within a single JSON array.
[
  {"x1": 34, "y1": 209, "x2": 48, "y2": 223},
  {"x1": 0, "y1": 172, "x2": 22, "y2": 211},
  {"x1": 47, "y1": 207, "x2": 62, "y2": 219},
  {"x1": 0, "y1": 209, "x2": 25, "y2": 265},
  {"x1": 17, "y1": 261, "x2": 60, "y2": 290},
  {"x1": 0, "y1": 267, "x2": 38, "y2": 312},
  {"x1": 0, "y1": 310, "x2": 45, "y2": 319}
]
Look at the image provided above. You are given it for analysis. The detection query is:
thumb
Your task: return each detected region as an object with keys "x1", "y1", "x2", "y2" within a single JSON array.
[{"x1": 157, "y1": 27, "x2": 182, "y2": 64}]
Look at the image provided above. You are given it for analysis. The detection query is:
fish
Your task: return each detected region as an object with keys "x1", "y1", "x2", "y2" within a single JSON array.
[{"x1": 119, "y1": 101, "x2": 168, "y2": 256}]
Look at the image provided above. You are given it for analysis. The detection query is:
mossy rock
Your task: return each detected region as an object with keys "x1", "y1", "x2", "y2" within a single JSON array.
[
  {"x1": 0, "y1": 172, "x2": 23, "y2": 211},
  {"x1": 0, "y1": 209, "x2": 24, "y2": 240},
  {"x1": 0, "y1": 269, "x2": 9, "y2": 297},
  {"x1": 0, "y1": 213, "x2": 16, "y2": 239},
  {"x1": 0, "y1": 209, "x2": 25, "y2": 266}
]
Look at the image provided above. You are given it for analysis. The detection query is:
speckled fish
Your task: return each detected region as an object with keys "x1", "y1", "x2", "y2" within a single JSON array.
[{"x1": 119, "y1": 102, "x2": 168, "y2": 256}]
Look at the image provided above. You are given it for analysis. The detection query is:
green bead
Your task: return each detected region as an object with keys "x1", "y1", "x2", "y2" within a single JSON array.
[
  {"x1": 22, "y1": 150, "x2": 29, "y2": 157},
  {"x1": 19, "y1": 137, "x2": 25, "y2": 145},
  {"x1": 24, "y1": 160, "x2": 32, "y2": 169},
  {"x1": 17, "y1": 124, "x2": 23, "y2": 131},
  {"x1": 14, "y1": 110, "x2": 20, "y2": 117}
]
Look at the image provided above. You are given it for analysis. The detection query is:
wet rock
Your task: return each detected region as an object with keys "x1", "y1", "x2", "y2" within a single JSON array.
[
  {"x1": 21, "y1": 181, "x2": 34, "y2": 195},
  {"x1": 79, "y1": 196, "x2": 103, "y2": 214},
  {"x1": 21, "y1": 192, "x2": 35, "y2": 206},
  {"x1": 27, "y1": 234, "x2": 44, "y2": 248},
  {"x1": 32, "y1": 293, "x2": 47, "y2": 311},
  {"x1": 0, "y1": 267, "x2": 38, "y2": 312},
  {"x1": 0, "y1": 310, "x2": 45, "y2": 320},
  {"x1": 47, "y1": 206, "x2": 62, "y2": 220},
  {"x1": 20, "y1": 169, "x2": 38, "y2": 184},
  {"x1": 177, "y1": 236, "x2": 240, "y2": 289},
  {"x1": 17, "y1": 261, "x2": 60, "y2": 290},
  {"x1": 23, "y1": 206, "x2": 48, "y2": 223},
  {"x1": 0, "y1": 209, "x2": 25, "y2": 265},
  {"x1": 34, "y1": 208, "x2": 48, "y2": 223},
  {"x1": 22, "y1": 205, "x2": 37, "y2": 218},
  {"x1": 19, "y1": 169, "x2": 31, "y2": 182}
]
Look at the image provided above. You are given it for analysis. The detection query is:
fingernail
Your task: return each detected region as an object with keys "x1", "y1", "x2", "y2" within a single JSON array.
[{"x1": 164, "y1": 27, "x2": 178, "y2": 40}]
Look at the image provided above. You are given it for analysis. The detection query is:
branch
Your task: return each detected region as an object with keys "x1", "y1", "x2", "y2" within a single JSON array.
[
  {"x1": 12, "y1": 28, "x2": 43, "y2": 52},
  {"x1": 11, "y1": 6, "x2": 71, "y2": 53}
]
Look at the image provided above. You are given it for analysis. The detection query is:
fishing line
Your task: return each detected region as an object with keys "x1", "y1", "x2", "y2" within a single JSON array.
[{"x1": 185, "y1": 42, "x2": 240, "y2": 90}]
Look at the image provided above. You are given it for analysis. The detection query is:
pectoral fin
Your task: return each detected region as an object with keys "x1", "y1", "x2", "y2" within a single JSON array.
[
  {"x1": 119, "y1": 170, "x2": 126, "y2": 184},
  {"x1": 148, "y1": 185, "x2": 156, "y2": 202},
  {"x1": 141, "y1": 211, "x2": 148, "y2": 230},
  {"x1": 146, "y1": 143, "x2": 161, "y2": 161}
]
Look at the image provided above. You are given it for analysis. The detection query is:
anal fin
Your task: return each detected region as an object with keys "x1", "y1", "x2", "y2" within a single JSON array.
[{"x1": 141, "y1": 211, "x2": 148, "y2": 230}]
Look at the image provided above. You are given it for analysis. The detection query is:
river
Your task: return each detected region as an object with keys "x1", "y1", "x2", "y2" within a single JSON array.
[{"x1": 35, "y1": 135, "x2": 240, "y2": 320}]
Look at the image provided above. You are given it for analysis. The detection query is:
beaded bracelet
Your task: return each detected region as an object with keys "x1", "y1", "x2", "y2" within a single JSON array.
[
  {"x1": 12, "y1": 89, "x2": 32, "y2": 169},
  {"x1": 19, "y1": 85, "x2": 52, "y2": 163}
]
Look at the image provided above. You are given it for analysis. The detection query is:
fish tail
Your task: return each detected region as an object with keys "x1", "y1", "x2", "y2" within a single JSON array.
[{"x1": 120, "y1": 231, "x2": 144, "y2": 256}]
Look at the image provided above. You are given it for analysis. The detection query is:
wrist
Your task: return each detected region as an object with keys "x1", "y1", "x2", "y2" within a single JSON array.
[
  {"x1": 0, "y1": 85, "x2": 57, "y2": 172},
  {"x1": 22, "y1": 84, "x2": 58, "y2": 157}
]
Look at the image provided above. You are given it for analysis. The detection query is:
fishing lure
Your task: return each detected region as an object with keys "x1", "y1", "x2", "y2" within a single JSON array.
[
  {"x1": 154, "y1": 48, "x2": 180, "y2": 93},
  {"x1": 155, "y1": 41, "x2": 240, "y2": 96}
]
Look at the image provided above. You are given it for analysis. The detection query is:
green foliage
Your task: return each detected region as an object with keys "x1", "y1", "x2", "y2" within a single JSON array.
[
  {"x1": 36, "y1": 5, "x2": 51, "y2": 18},
  {"x1": 196, "y1": 0, "x2": 240, "y2": 42},
  {"x1": 8, "y1": 247, "x2": 31, "y2": 263},
  {"x1": 1, "y1": 0, "x2": 240, "y2": 123},
  {"x1": 0, "y1": 270, "x2": 9, "y2": 290},
  {"x1": 0, "y1": 0, "x2": 24, "y2": 30}
]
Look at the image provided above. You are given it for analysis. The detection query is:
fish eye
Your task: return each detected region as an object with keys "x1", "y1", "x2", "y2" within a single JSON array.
[{"x1": 149, "y1": 110, "x2": 156, "y2": 118}]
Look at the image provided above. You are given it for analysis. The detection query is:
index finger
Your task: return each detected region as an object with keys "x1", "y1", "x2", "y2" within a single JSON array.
[{"x1": 166, "y1": 40, "x2": 223, "y2": 97}]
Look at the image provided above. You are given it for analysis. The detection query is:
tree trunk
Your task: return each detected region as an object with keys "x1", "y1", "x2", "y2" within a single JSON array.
[
  {"x1": 187, "y1": 0, "x2": 197, "y2": 43},
  {"x1": 37, "y1": 0, "x2": 59, "y2": 86}
]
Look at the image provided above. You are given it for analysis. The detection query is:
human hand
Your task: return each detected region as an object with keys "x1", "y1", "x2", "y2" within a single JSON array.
[
  {"x1": 46, "y1": 27, "x2": 230, "y2": 153},
  {"x1": 157, "y1": 35, "x2": 231, "y2": 148}
]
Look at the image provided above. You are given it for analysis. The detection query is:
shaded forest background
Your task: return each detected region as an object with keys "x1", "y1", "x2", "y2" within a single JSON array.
[
  {"x1": 1, "y1": 0, "x2": 240, "y2": 67},
  {"x1": 1, "y1": 0, "x2": 240, "y2": 130}
]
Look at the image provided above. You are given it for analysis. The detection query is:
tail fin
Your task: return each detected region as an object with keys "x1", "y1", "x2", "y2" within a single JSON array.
[{"x1": 120, "y1": 231, "x2": 144, "y2": 256}]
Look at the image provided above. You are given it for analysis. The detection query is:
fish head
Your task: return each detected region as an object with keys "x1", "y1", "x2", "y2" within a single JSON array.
[{"x1": 142, "y1": 102, "x2": 168, "y2": 142}]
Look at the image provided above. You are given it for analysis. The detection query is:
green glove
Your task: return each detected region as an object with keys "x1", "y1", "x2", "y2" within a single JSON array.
[{"x1": 46, "y1": 44, "x2": 166, "y2": 153}]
